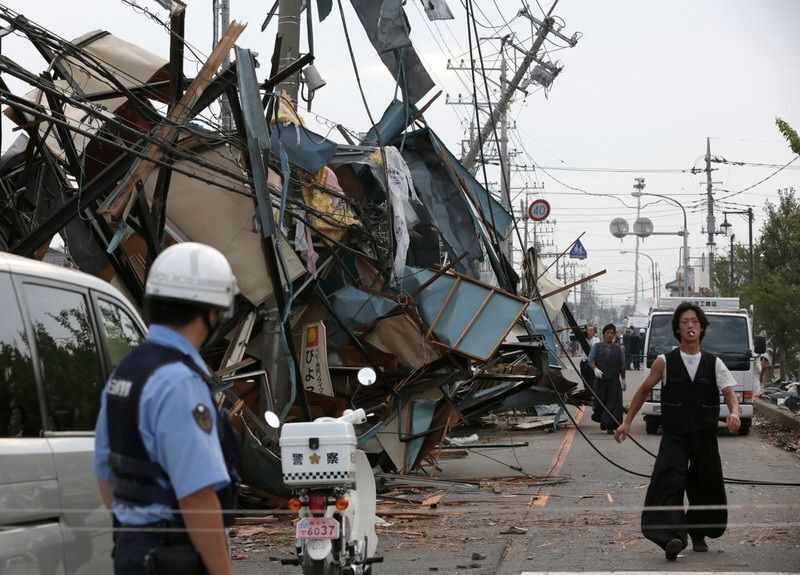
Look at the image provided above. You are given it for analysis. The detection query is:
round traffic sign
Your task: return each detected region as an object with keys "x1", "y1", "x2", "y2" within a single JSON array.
[{"x1": 527, "y1": 199, "x2": 551, "y2": 221}]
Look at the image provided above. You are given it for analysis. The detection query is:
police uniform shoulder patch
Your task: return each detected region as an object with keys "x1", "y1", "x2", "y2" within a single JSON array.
[{"x1": 192, "y1": 404, "x2": 213, "y2": 434}]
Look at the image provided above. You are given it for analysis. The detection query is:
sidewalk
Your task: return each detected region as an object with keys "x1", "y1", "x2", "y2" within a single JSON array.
[{"x1": 754, "y1": 397, "x2": 800, "y2": 433}]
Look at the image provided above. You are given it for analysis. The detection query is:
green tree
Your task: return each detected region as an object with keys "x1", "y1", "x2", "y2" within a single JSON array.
[
  {"x1": 776, "y1": 117, "x2": 800, "y2": 155},
  {"x1": 742, "y1": 188, "x2": 800, "y2": 377},
  {"x1": 712, "y1": 243, "x2": 757, "y2": 297}
]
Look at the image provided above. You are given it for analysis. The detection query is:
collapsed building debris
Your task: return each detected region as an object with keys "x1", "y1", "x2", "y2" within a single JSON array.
[{"x1": 0, "y1": 2, "x2": 600, "y2": 501}]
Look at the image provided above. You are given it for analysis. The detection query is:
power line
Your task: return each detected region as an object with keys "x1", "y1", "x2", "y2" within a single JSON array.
[{"x1": 714, "y1": 156, "x2": 799, "y2": 201}]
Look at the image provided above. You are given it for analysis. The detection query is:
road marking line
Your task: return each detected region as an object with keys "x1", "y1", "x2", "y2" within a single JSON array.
[{"x1": 528, "y1": 406, "x2": 584, "y2": 508}]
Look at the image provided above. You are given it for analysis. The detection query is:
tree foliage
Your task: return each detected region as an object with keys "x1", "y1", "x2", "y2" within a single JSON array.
[
  {"x1": 739, "y1": 188, "x2": 800, "y2": 377},
  {"x1": 776, "y1": 117, "x2": 800, "y2": 155}
]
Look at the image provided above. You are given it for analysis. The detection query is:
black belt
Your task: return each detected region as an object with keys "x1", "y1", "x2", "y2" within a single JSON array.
[{"x1": 116, "y1": 519, "x2": 193, "y2": 546}]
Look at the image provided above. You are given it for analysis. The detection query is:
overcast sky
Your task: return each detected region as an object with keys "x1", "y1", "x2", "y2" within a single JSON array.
[{"x1": 2, "y1": 0, "x2": 798, "y2": 306}]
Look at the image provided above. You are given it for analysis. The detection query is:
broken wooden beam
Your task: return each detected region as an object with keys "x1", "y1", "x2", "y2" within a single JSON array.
[{"x1": 97, "y1": 20, "x2": 247, "y2": 223}]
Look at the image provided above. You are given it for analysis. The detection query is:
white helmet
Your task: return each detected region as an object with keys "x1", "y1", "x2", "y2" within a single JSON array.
[{"x1": 145, "y1": 242, "x2": 238, "y2": 310}]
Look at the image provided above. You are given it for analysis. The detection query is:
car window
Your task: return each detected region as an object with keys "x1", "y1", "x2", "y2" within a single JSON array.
[
  {"x1": 647, "y1": 313, "x2": 750, "y2": 369},
  {"x1": 23, "y1": 283, "x2": 104, "y2": 432},
  {"x1": 98, "y1": 299, "x2": 145, "y2": 371},
  {"x1": 646, "y1": 315, "x2": 675, "y2": 358},
  {"x1": 0, "y1": 274, "x2": 41, "y2": 437}
]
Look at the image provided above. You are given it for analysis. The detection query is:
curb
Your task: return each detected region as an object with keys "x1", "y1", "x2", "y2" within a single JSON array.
[{"x1": 754, "y1": 397, "x2": 800, "y2": 434}]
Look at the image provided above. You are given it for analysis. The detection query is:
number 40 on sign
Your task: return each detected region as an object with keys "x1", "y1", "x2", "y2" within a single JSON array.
[{"x1": 527, "y1": 199, "x2": 551, "y2": 222}]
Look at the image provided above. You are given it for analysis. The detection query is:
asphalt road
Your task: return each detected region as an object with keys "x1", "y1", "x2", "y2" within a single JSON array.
[{"x1": 230, "y1": 365, "x2": 800, "y2": 575}]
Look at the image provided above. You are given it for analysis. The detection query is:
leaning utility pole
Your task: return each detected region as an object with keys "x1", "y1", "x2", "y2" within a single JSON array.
[
  {"x1": 498, "y1": 50, "x2": 513, "y2": 262},
  {"x1": 276, "y1": 0, "x2": 302, "y2": 102},
  {"x1": 212, "y1": 0, "x2": 232, "y2": 130},
  {"x1": 704, "y1": 137, "x2": 716, "y2": 294},
  {"x1": 461, "y1": 0, "x2": 578, "y2": 171}
]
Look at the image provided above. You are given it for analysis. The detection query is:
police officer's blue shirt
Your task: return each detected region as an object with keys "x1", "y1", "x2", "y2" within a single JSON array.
[{"x1": 93, "y1": 325, "x2": 230, "y2": 525}]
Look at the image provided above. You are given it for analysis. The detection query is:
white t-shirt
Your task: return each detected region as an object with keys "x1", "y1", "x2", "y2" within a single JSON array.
[
  {"x1": 657, "y1": 351, "x2": 735, "y2": 391},
  {"x1": 583, "y1": 336, "x2": 600, "y2": 361}
]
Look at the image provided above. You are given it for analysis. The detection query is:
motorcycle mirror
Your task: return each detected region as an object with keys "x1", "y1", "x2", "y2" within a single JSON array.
[
  {"x1": 264, "y1": 411, "x2": 281, "y2": 429},
  {"x1": 357, "y1": 367, "x2": 377, "y2": 386}
]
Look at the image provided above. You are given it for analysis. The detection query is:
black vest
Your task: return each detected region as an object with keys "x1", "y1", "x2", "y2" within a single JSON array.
[
  {"x1": 594, "y1": 343, "x2": 623, "y2": 381},
  {"x1": 106, "y1": 341, "x2": 240, "y2": 526},
  {"x1": 661, "y1": 348, "x2": 720, "y2": 435}
]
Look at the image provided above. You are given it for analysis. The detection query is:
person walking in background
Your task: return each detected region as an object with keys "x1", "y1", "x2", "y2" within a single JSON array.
[
  {"x1": 630, "y1": 326, "x2": 641, "y2": 371},
  {"x1": 639, "y1": 328, "x2": 647, "y2": 367},
  {"x1": 588, "y1": 324, "x2": 626, "y2": 433},
  {"x1": 614, "y1": 302, "x2": 740, "y2": 562},
  {"x1": 580, "y1": 325, "x2": 601, "y2": 421},
  {"x1": 623, "y1": 326, "x2": 633, "y2": 369}
]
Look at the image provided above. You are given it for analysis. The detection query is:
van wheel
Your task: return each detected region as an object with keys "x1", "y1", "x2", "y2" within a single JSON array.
[
  {"x1": 738, "y1": 419, "x2": 751, "y2": 436},
  {"x1": 645, "y1": 418, "x2": 660, "y2": 435}
]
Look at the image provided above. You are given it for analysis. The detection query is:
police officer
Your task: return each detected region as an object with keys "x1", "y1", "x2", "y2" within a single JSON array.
[
  {"x1": 94, "y1": 243, "x2": 240, "y2": 575},
  {"x1": 614, "y1": 302, "x2": 739, "y2": 561},
  {"x1": 587, "y1": 323, "x2": 626, "y2": 433}
]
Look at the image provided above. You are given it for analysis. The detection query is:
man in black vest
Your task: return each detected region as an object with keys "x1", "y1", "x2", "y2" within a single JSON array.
[
  {"x1": 614, "y1": 302, "x2": 740, "y2": 561},
  {"x1": 93, "y1": 243, "x2": 240, "y2": 575}
]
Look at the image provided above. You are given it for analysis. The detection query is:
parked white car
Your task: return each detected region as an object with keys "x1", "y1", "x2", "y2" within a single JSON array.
[{"x1": 0, "y1": 251, "x2": 146, "y2": 574}]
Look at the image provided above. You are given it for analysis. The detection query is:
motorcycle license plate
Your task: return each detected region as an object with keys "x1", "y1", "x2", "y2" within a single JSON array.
[{"x1": 296, "y1": 517, "x2": 340, "y2": 539}]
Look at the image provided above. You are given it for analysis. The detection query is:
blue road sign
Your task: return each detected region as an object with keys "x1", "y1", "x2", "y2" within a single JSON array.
[{"x1": 569, "y1": 239, "x2": 587, "y2": 260}]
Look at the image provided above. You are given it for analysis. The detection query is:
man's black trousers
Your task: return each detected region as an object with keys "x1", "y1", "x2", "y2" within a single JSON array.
[{"x1": 641, "y1": 433, "x2": 727, "y2": 550}]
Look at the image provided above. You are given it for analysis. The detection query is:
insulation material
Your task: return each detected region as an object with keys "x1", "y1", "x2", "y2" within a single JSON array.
[{"x1": 302, "y1": 167, "x2": 361, "y2": 242}]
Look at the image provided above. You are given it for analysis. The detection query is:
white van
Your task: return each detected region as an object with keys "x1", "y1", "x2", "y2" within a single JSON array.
[
  {"x1": 0, "y1": 251, "x2": 146, "y2": 573},
  {"x1": 640, "y1": 297, "x2": 766, "y2": 436}
]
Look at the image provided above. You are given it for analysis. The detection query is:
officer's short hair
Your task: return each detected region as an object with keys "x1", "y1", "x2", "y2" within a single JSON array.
[
  {"x1": 143, "y1": 297, "x2": 212, "y2": 328},
  {"x1": 671, "y1": 302, "x2": 709, "y2": 341},
  {"x1": 602, "y1": 323, "x2": 616, "y2": 335}
]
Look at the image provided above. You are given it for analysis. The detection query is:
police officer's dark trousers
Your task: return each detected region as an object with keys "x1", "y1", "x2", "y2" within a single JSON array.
[
  {"x1": 113, "y1": 521, "x2": 209, "y2": 575},
  {"x1": 641, "y1": 433, "x2": 727, "y2": 549},
  {"x1": 114, "y1": 526, "x2": 162, "y2": 575}
]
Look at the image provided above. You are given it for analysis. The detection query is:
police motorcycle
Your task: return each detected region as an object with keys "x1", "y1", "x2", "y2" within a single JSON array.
[{"x1": 266, "y1": 367, "x2": 383, "y2": 575}]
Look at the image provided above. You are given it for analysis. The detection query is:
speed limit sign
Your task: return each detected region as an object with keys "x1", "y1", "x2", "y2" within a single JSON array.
[{"x1": 527, "y1": 199, "x2": 551, "y2": 221}]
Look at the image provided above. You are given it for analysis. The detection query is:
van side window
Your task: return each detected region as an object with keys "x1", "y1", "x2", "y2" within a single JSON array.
[
  {"x1": 23, "y1": 283, "x2": 104, "y2": 432},
  {"x1": 0, "y1": 274, "x2": 41, "y2": 437},
  {"x1": 98, "y1": 299, "x2": 144, "y2": 370}
]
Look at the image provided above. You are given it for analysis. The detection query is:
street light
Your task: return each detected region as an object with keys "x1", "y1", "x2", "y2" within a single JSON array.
[
  {"x1": 721, "y1": 209, "x2": 754, "y2": 284},
  {"x1": 621, "y1": 250, "x2": 657, "y2": 298},
  {"x1": 630, "y1": 188, "x2": 690, "y2": 296}
]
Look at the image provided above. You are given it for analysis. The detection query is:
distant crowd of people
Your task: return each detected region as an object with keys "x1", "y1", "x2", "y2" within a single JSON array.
[
  {"x1": 573, "y1": 323, "x2": 647, "y2": 371},
  {"x1": 621, "y1": 325, "x2": 647, "y2": 370}
]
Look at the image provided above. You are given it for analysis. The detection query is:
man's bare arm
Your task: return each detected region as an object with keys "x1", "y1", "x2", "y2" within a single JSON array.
[
  {"x1": 97, "y1": 479, "x2": 114, "y2": 510},
  {"x1": 614, "y1": 357, "x2": 664, "y2": 443},
  {"x1": 722, "y1": 386, "x2": 741, "y2": 433},
  {"x1": 179, "y1": 486, "x2": 235, "y2": 575}
]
